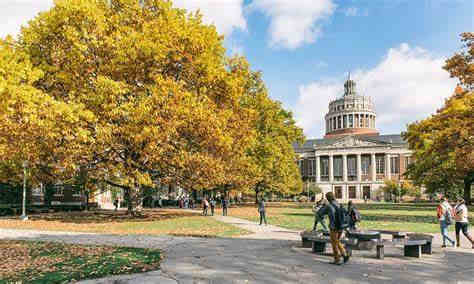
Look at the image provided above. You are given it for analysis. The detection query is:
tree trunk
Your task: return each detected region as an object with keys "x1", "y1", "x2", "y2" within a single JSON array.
[
  {"x1": 124, "y1": 187, "x2": 134, "y2": 215},
  {"x1": 85, "y1": 191, "x2": 89, "y2": 211},
  {"x1": 464, "y1": 177, "x2": 472, "y2": 205}
]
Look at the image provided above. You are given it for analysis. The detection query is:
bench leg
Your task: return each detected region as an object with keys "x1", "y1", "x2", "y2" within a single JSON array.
[
  {"x1": 404, "y1": 245, "x2": 421, "y2": 258},
  {"x1": 312, "y1": 241, "x2": 326, "y2": 254},
  {"x1": 376, "y1": 245, "x2": 384, "y2": 260},
  {"x1": 421, "y1": 242, "x2": 432, "y2": 255}
]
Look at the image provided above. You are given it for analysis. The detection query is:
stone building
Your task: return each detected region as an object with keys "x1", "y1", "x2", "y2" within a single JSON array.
[{"x1": 295, "y1": 76, "x2": 412, "y2": 201}]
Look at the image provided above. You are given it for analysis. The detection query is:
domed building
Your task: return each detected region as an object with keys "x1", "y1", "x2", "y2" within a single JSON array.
[{"x1": 295, "y1": 76, "x2": 412, "y2": 201}]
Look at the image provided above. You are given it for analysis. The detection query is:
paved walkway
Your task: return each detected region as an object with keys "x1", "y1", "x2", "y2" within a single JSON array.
[{"x1": 1, "y1": 216, "x2": 473, "y2": 284}]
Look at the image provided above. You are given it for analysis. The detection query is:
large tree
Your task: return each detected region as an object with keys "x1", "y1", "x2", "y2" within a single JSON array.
[
  {"x1": 404, "y1": 33, "x2": 473, "y2": 204},
  {"x1": 1, "y1": 0, "x2": 304, "y2": 213}
]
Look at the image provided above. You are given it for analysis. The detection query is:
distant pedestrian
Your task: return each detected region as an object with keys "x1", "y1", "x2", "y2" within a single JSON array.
[
  {"x1": 318, "y1": 192, "x2": 350, "y2": 265},
  {"x1": 437, "y1": 196, "x2": 455, "y2": 247},
  {"x1": 454, "y1": 198, "x2": 474, "y2": 248},
  {"x1": 202, "y1": 198, "x2": 209, "y2": 216},
  {"x1": 364, "y1": 195, "x2": 368, "y2": 204},
  {"x1": 113, "y1": 199, "x2": 119, "y2": 211},
  {"x1": 347, "y1": 201, "x2": 361, "y2": 231},
  {"x1": 189, "y1": 199, "x2": 194, "y2": 209},
  {"x1": 312, "y1": 199, "x2": 328, "y2": 232},
  {"x1": 222, "y1": 198, "x2": 228, "y2": 216},
  {"x1": 210, "y1": 198, "x2": 216, "y2": 216},
  {"x1": 258, "y1": 198, "x2": 267, "y2": 225}
]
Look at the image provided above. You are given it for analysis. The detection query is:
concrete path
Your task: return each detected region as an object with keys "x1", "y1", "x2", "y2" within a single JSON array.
[{"x1": 1, "y1": 217, "x2": 474, "y2": 284}]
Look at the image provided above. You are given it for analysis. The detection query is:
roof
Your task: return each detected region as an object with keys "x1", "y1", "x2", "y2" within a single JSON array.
[{"x1": 293, "y1": 134, "x2": 407, "y2": 150}]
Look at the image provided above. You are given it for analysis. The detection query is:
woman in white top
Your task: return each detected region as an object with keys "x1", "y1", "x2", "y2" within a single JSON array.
[{"x1": 454, "y1": 198, "x2": 474, "y2": 248}]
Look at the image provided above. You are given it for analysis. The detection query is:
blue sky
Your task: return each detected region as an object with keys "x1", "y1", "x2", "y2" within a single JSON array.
[{"x1": 1, "y1": 0, "x2": 472, "y2": 138}]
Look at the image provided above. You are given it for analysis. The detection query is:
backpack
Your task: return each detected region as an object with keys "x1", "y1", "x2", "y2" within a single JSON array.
[
  {"x1": 331, "y1": 204, "x2": 350, "y2": 230},
  {"x1": 350, "y1": 208, "x2": 361, "y2": 223},
  {"x1": 444, "y1": 208, "x2": 453, "y2": 225}
]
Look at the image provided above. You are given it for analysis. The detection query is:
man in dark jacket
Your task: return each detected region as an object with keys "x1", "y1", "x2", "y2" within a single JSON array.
[
  {"x1": 258, "y1": 198, "x2": 267, "y2": 225},
  {"x1": 222, "y1": 198, "x2": 228, "y2": 216},
  {"x1": 318, "y1": 192, "x2": 350, "y2": 265}
]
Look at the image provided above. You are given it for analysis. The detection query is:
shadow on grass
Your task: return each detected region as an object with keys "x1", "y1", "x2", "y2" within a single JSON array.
[{"x1": 15, "y1": 209, "x2": 200, "y2": 224}]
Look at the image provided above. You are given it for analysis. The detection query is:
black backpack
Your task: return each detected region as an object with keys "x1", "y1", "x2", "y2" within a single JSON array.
[
  {"x1": 332, "y1": 204, "x2": 350, "y2": 230},
  {"x1": 350, "y1": 208, "x2": 361, "y2": 222}
]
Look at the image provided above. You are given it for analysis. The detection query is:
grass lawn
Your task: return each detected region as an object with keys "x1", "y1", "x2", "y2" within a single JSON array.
[
  {"x1": 225, "y1": 203, "x2": 474, "y2": 234},
  {"x1": 0, "y1": 209, "x2": 249, "y2": 238},
  {"x1": 0, "y1": 240, "x2": 161, "y2": 283}
]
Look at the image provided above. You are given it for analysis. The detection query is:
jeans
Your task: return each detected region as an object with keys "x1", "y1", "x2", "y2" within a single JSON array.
[
  {"x1": 259, "y1": 211, "x2": 267, "y2": 225},
  {"x1": 330, "y1": 230, "x2": 347, "y2": 262},
  {"x1": 211, "y1": 206, "x2": 215, "y2": 216},
  {"x1": 223, "y1": 207, "x2": 227, "y2": 216},
  {"x1": 440, "y1": 220, "x2": 455, "y2": 246}
]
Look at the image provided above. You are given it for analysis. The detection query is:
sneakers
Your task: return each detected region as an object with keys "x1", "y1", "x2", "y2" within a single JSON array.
[{"x1": 343, "y1": 255, "x2": 350, "y2": 263}]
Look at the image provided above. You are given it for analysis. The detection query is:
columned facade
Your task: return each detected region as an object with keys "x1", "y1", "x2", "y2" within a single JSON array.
[{"x1": 295, "y1": 77, "x2": 412, "y2": 202}]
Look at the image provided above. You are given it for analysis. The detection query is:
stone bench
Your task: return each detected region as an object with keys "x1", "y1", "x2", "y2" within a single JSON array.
[
  {"x1": 307, "y1": 236, "x2": 355, "y2": 255},
  {"x1": 407, "y1": 233, "x2": 434, "y2": 255},
  {"x1": 377, "y1": 230, "x2": 407, "y2": 240},
  {"x1": 376, "y1": 239, "x2": 428, "y2": 259},
  {"x1": 300, "y1": 230, "x2": 329, "y2": 248}
]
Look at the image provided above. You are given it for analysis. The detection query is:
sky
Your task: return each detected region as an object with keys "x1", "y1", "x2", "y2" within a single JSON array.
[{"x1": 1, "y1": 0, "x2": 472, "y2": 138}]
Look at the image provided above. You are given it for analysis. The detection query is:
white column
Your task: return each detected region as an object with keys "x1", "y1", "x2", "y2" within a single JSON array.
[
  {"x1": 386, "y1": 153, "x2": 391, "y2": 180},
  {"x1": 316, "y1": 155, "x2": 321, "y2": 183},
  {"x1": 357, "y1": 153, "x2": 362, "y2": 181},
  {"x1": 371, "y1": 153, "x2": 376, "y2": 182},
  {"x1": 343, "y1": 154, "x2": 348, "y2": 182},
  {"x1": 329, "y1": 154, "x2": 334, "y2": 182}
]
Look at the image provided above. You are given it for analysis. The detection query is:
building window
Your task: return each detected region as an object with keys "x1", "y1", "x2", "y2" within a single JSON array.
[
  {"x1": 334, "y1": 186, "x2": 343, "y2": 199},
  {"x1": 309, "y1": 158, "x2": 316, "y2": 177},
  {"x1": 333, "y1": 156, "x2": 343, "y2": 181},
  {"x1": 376, "y1": 155, "x2": 385, "y2": 174},
  {"x1": 405, "y1": 156, "x2": 411, "y2": 168},
  {"x1": 337, "y1": 116, "x2": 342, "y2": 129},
  {"x1": 349, "y1": 115, "x2": 353, "y2": 128},
  {"x1": 348, "y1": 186, "x2": 356, "y2": 199},
  {"x1": 320, "y1": 157, "x2": 329, "y2": 181},
  {"x1": 390, "y1": 156, "x2": 400, "y2": 174},
  {"x1": 361, "y1": 155, "x2": 370, "y2": 175},
  {"x1": 363, "y1": 186, "x2": 371, "y2": 199},
  {"x1": 347, "y1": 156, "x2": 357, "y2": 178},
  {"x1": 343, "y1": 115, "x2": 347, "y2": 128}
]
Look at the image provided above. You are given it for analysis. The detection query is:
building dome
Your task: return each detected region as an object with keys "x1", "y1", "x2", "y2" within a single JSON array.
[{"x1": 324, "y1": 76, "x2": 378, "y2": 138}]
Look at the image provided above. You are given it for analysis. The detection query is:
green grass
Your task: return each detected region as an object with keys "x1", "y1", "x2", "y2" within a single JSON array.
[
  {"x1": 230, "y1": 203, "x2": 474, "y2": 234},
  {"x1": 0, "y1": 240, "x2": 161, "y2": 284}
]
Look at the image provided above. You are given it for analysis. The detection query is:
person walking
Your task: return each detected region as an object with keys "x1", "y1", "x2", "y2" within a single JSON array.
[
  {"x1": 318, "y1": 192, "x2": 350, "y2": 265},
  {"x1": 258, "y1": 198, "x2": 267, "y2": 225},
  {"x1": 222, "y1": 198, "x2": 228, "y2": 216},
  {"x1": 312, "y1": 199, "x2": 328, "y2": 232},
  {"x1": 454, "y1": 198, "x2": 474, "y2": 248},
  {"x1": 347, "y1": 201, "x2": 361, "y2": 231},
  {"x1": 113, "y1": 199, "x2": 119, "y2": 211},
  {"x1": 210, "y1": 198, "x2": 216, "y2": 216},
  {"x1": 437, "y1": 196, "x2": 455, "y2": 248},
  {"x1": 202, "y1": 198, "x2": 209, "y2": 216}
]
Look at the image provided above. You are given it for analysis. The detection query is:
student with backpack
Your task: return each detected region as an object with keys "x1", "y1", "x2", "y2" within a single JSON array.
[
  {"x1": 318, "y1": 192, "x2": 350, "y2": 265},
  {"x1": 347, "y1": 201, "x2": 361, "y2": 231},
  {"x1": 210, "y1": 198, "x2": 216, "y2": 216},
  {"x1": 437, "y1": 196, "x2": 455, "y2": 247}
]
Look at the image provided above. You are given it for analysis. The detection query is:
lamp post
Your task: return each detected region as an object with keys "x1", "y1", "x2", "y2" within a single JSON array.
[{"x1": 20, "y1": 161, "x2": 28, "y2": 221}]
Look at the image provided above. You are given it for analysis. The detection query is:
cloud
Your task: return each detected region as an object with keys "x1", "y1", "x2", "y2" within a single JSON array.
[
  {"x1": 0, "y1": 0, "x2": 53, "y2": 38},
  {"x1": 294, "y1": 43, "x2": 458, "y2": 138},
  {"x1": 172, "y1": 0, "x2": 246, "y2": 36},
  {"x1": 251, "y1": 0, "x2": 336, "y2": 49},
  {"x1": 344, "y1": 7, "x2": 358, "y2": 16}
]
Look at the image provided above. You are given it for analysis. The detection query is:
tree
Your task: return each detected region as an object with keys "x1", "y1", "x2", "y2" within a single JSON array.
[
  {"x1": 3, "y1": 0, "x2": 305, "y2": 214},
  {"x1": 0, "y1": 38, "x2": 94, "y2": 196},
  {"x1": 402, "y1": 181, "x2": 422, "y2": 202},
  {"x1": 443, "y1": 32, "x2": 474, "y2": 90},
  {"x1": 241, "y1": 71, "x2": 305, "y2": 203},
  {"x1": 404, "y1": 33, "x2": 474, "y2": 205}
]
